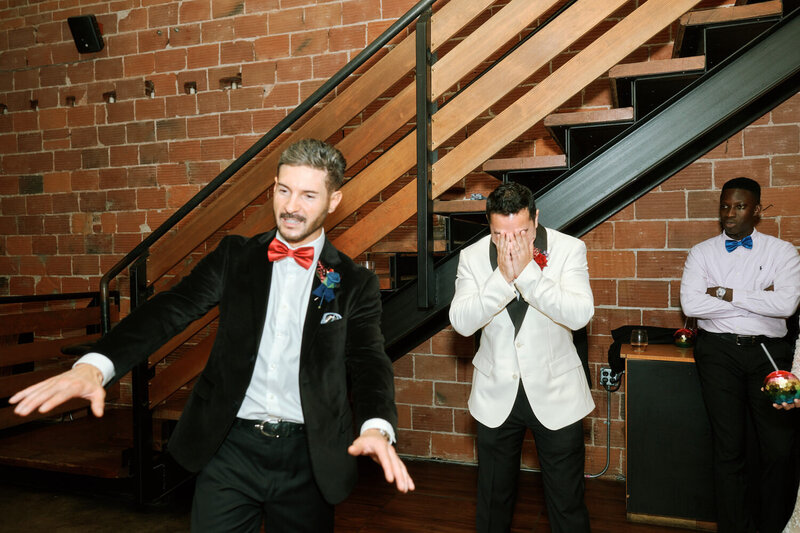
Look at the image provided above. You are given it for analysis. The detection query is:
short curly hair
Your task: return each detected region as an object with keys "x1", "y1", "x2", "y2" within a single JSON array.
[{"x1": 278, "y1": 139, "x2": 346, "y2": 192}]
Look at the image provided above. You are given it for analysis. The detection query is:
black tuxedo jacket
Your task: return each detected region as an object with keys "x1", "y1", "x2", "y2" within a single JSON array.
[{"x1": 92, "y1": 230, "x2": 398, "y2": 504}]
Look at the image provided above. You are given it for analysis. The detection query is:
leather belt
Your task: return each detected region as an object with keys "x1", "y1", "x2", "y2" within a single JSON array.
[
  {"x1": 703, "y1": 331, "x2": 774, "y2": 346},
  {"x1": 236, "y1": 418, "x2": 305, "y2": 438}
]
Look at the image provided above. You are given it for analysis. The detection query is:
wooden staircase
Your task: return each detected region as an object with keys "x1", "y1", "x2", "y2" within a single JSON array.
[{"x1": 2, "y1": 0, "x2": 798, "y2": 502}]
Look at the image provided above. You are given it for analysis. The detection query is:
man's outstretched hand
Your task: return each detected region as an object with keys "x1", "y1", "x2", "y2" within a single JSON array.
[
  {"x1": 348, "y1": 429, "x2": 415, "y2": 493},
  {"x1": 10, "y1": 363, "x2": 106, "y2": 418}
]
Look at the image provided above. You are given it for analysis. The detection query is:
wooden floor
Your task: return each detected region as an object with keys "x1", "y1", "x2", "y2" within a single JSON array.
[{"x1": 0, "y1": 458, "x2": 692, "y2": 532}]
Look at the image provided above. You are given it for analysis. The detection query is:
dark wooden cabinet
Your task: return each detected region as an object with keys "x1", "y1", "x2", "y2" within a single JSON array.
[{"x1": 623, "y1": 344, "x2": 717, "y2": 531}]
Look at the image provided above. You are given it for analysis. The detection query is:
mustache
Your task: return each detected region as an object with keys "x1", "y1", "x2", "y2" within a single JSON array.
[{"x1": 280, "y1": 213, "x2": 306, "y2": 223}]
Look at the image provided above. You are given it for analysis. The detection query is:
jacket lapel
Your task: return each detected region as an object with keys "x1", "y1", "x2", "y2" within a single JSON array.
[{"x1": 301, "y1": 238, "x2": 342, "y2": 358}]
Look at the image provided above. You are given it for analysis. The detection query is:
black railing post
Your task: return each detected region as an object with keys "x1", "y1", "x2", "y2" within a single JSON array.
[
  {"x1": 129, "y1": 254, "x2": 155, "y2": 504},
  {"x1": 416, "y1": 9, "x2": 437, "y2": 309}
]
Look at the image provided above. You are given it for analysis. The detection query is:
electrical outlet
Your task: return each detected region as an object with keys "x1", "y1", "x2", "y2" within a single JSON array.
[{"x1": 600, "y1": 367, "x2": 621, "y2": 387}]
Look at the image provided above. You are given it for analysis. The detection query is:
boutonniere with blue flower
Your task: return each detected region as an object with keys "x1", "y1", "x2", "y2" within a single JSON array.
[{"x1": 312, "y1": 261, "x2": 340, "y2": 307}]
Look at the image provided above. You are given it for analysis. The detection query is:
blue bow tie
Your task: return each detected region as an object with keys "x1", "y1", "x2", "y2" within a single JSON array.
[{"x1": 725, "y1": 235, "x2": 753, "y2": 252}]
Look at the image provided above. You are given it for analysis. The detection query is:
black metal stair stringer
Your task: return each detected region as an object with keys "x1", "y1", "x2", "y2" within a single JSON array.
[
  {"x1": 538, "y1": 7, "x2": 800, "y2": 235},
  {"x1": 381, "y1": 8, "x2": 799, "y2": 360}
]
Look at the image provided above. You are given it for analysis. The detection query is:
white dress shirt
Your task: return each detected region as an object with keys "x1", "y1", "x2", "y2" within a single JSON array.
[
  {"x1": 77, "y1": 229, "x2": 394, "y2": 441},
  {"x1": 680, "y1": 229, "x2": 800, "y2": 338}
]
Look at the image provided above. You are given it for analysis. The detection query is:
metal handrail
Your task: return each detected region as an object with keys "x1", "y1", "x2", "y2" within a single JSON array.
[{"x1": 98, "y1": 0, "x2": 438, "y2": 333}]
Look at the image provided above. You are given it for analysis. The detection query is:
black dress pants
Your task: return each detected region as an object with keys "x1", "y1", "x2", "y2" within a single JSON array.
[
  {"x1": 191, "y1": 419, "x2": 334, "y2": 533},
  {"x1": 476, "y1": 382, "x2": 590, "y2": 533},
  {"x1": 694, "y1": 331, "x2": 798, "y2": 533}
]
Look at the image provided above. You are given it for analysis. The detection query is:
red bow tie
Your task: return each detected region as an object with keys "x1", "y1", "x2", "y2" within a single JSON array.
[{"x1": 267, "y1": 239, "x2": 314, "y2": 269}]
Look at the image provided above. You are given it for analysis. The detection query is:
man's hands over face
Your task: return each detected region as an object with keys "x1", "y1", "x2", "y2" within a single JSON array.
[{"x1": 497, "y1": 230, "x2": 534, "y2": 283}]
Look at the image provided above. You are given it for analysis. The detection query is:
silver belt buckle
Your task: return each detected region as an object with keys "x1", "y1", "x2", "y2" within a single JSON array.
[
  {"x1": 255, "y1": 417, "x2": 282, "y2": 438},
  {"x1": 736, "y1": 335, "x2": 755, "y2": 345}
]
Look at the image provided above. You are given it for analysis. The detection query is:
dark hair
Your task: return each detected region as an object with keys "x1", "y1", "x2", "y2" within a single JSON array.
[
  {"x1": 721, "y1": 177, "x2": 761, "y2": 203},
  {"x1": 278, "y1": 139, "x2": 346, "y2": 191},
  {"x1": 486, "y1": 182, "x2": 536, "y2": 220}
]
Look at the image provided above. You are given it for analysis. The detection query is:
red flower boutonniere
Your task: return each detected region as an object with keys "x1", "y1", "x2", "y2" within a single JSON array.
[{"x1": 533, "y1": 248, "x2": 548, "y2": 270}]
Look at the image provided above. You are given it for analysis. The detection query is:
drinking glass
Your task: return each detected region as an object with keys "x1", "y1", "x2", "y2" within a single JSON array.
[{"x1": 631, "y1": 329, "x2": 648, "y2": 353}]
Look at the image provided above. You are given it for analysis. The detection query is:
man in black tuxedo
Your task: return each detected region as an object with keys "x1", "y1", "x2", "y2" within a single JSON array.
[{"x1": 11, "y1": 139, "x2": 414, "y2": 532}]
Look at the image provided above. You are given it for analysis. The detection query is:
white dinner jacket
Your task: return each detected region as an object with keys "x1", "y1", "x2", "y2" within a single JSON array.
[{"x1": 449, "y1": 228, "x2": 595, "y2": 430}]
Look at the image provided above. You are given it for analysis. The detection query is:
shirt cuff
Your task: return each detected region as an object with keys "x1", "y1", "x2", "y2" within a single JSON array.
[
  {"x1": 360, "y1": 418, "x2": 396, "y2": 444},
  {"x1": 74, "y1": 352, "x2": 115, "y2": 387}
]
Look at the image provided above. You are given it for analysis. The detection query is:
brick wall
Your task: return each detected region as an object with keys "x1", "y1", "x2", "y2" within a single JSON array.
[{"x1": 2, "y1": 0, "x2": 798, "y2": 481}]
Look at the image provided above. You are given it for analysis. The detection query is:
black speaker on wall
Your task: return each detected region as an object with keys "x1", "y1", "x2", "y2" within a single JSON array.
[{"x1": 67, "y1": 15, "x2": 104, "y2": 53}]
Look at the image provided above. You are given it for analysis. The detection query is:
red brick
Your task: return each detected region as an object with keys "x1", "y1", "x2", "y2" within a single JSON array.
[
  {"x1": 342, "y1": 0, "x2": 380, "y2": 25},
  {"x1": 589, "y1": 279, "x2": 616, "y2": 306},
  {"x1": 18, "y1": 132, "x2": 42, "y2": 152},
  {"x1": 81, "y1": 148, "x2": 109, "y2": 169},
  {"x1": 394, "y1": 377, "x2": 432, "y2": 405},
  {"x1": 764, "y1": 187, "x2": 800, "y2": 217},
  {"x1": 110, "y1": 145, "x2": 139, "y2": 167},
  {"x1": 772, "y1": 93, "x2": 800, "y2": 125},
  {"x1": 43, "y1": 214, "x2": 69, "y2": 234},
  {"x1": 642, "y1": 309, "x2": 685, "y2": 329},
  {"x1": 275, "y1": 56, "x2": 312, "y2": 82},
  {"x1": 212, "y1": 0, "x2": 244, "y2": 19},
  {"x1": 583, "y1": 225, "x2": 614, "y2": 251},
  {"x1": 330, "y1": 25, "x2": 365, "y2": 52},
  {"x1": 744, "y1": 125, "x2": 800, "y2": 156},
  {"x1": 165, "y1": 94, "x2": 198, "y2": 116},
  {"x1": 166, "y1": 184, "x2": 201, "y2": 207},
  {"x1": 138, "y1": 29, "x2": 169, "y2": 53},
  {"x1": 241, "y1": 61, "x2": 276, "y2": 87},
  {"x1": 95, "y1": 58, "x2": 123, "y2": 81},
  {"x1": 589, "y1": 307, "x2": 642, "y2": 337},
  {"x1": 187, "y1": 44, "x2": 220, "y2": 69},
  {"x1": 587, "y1": 251, "x2": 635, "y2": 279},
  {"x1": 139, "y1": 142, "x2": 169, "y2": 164},
  {"x1": 156, "y1": 164, "x2": 187, "y2": 186},
  {"x1": 128, "y1": 166, "x2": 158, "y2": 187},
  {"x1": 412, "y1": 406, "x2": 453, "y2": 432},
  {"x1": 229, "y1": 87, "x2": 262, "y2": 111},
  {"x1": 202, "y1": 19, "x2": 235, "y2": 42},
  {"x1": 773, "y1": 155, "x2": 800, "y2": 187},
  {"x1": 169, "y1": 140, "x2": 202, "y2": 161},
  {"x1": 72, "y1": 255, "x2": 100, "y2": 276},
  {"x1": 702, "y1": 131, "x2": 744, "y2": 160},
  {"x1": 13, "y1": 111, "x2": 38, "y2": 132},
  {"x1": 618, "y1": 280, "x2": 669, "y2": 308},
  {"x1": 312, "y1": 52, "x2": 347, "y2": 79},
  {"x1": 252, "y1": 108, "x2": 286, "y2": 131},
  {"x1": 20, "y1": 255, "x2": 47, "y2": 276},
  {"x1": 39, "y1": 108, "x2": 67, "y2": 130},
  {"x1": 106, "y1": 101, "x2": 136, "y2": 123},
  {"x1": 5, "y1": 235, "x2": 32, "y2": 255},
  {"x1": 291, "y1": 29, "x2": 327, "y2": 57},
  {"x1": 107, "y1": 189, "x2": 137, "y2": 210},
  {"x1": 124, "y1": 53, "x2": 156, "y2": 77},
  {"x1": 179, "y1": 0, "x2": 210, "y2": 22},
  {"x1": 197, "y1": 91, "x2": 229, "y2": 114},
  {"x1": 715, "y1": 158, "x2": 770, "y2": 188},
  {"x1": 687, "y1": 190, "x2": 718, "y2": 219},
  {"x1": 254, "y1": 34, "x2": 290, "y2": 60},
  {"x1": 148, "y1": 3, "x2": 178, "y2": 27},
  {"x1": 169, "y1": 23, "x2": 201, "y2": 47},
  {"x1": 634, "y1": 190, "x2": 686, "y2": 220},
  {"x1": 70, "y1": 127, "x2": 97, "y2": 148},
  {"x1": 187, "y1": 115, "x2": 220, "y2": 138},
  {"x1": 137, "y1": 187, "x2": 167, "y2": 209},
  {"x1": 636, "y1": 250, "x2": 687, "y2": 279},
  {"x1": 3, "y1": 152, "x2": 53, "y2": 173},
  {"x1": 26, "y1": 195, "x2": 52, "y2": 215},
  {"x1": 220, "y1": 112, "x2": 252, "y2": 135},
  {"x1": 156, "y1": 118, "x2": 186, "y2": 140},
  {"x1": 667, "y1": 219, "x2": 719, "y2": 249},
  {"x1": 99, "y1": 168, "x2": 127, "y2": 190},
  {"x1": 614, "y1": 220, "x2": 666, "y2": 249},
  {"x1": 414, "y1": 354, "x2": 457, "y2": 381},
  {"x1": 135, "y1": 98, "x2": 167, "y2": 120},
  {"x1": 200, "y1": 137, "x2": 233, "y2": 159},
  {"x1": 43, "y1": 173, "x2": 71, "y2": 194},
  {"x1": 433, "y1": 382, "x2": 470, "y2": 408},
  {"x1": 119, "y1": 7, "x2": 147, "y2": 31},
  {"x1": 662, "y1": 161, "x2": 712, "y2": 191},
  {"x1": 395, "y1": 429, "x2": 431, "y2": 456},
  {"x1": 431, "y1": 328, "x2": 474, "y2": 357},
  {"x1": 780, "y1": 216, "x2": 800, "y2": 246},
  {"x1": 430, "y1": 433, "x2": 475, "y2": 462},
  {"x1": 39, "y1": 64, "x2": 66, "y2": 87},
  {"x1": 2, "y1": 196, "x2": 26, "y2": 215},
  {"x1": 154, "y1": 49, "x2": 186, "y2": 73},
  {"x1": 235, "y1": 13, "x2": 267, "y2": 38}
]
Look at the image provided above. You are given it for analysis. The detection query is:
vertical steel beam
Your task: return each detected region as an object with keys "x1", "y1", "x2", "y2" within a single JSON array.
[
  {"x1": 416, "y1": 10, "x2": 436, "y2": 308},
  {"x1": 129, "y1": 255, "x2": 155, "y2": 503}
]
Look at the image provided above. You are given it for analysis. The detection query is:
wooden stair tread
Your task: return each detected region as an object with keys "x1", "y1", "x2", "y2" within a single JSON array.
[
  {"x1": 433, "y1": 199, "x2": 486, "y2": 214},
  {"x1": 674, "y1": 0, "x2": 783, "y2": 58},
  {"x1": 609, "y1": 55, "x2": 706, "y2": 79},
  {"x1": 0, "y1": 409, "x2": 131, "y2": 478},
  {"x1": 680, "y1": 0, "x2": 782, "y2": 28},
  {"x1": 543, "y1": 107, "x2": 634, "y2": 128},
  {"x1": 483, "y1": 154, "x2": 567, "y2": 172},
  {"x1": 370, "y1": 238, "x2": 449, "y2": 254}
]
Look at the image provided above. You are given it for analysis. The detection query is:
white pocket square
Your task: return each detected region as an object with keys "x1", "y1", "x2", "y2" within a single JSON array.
[{"x1": 321, "y1": 312, "x2": 342, "y2": 324}]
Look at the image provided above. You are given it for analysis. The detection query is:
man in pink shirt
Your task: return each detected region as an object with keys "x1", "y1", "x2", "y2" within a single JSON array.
[{"x1": 681, "y1": 177, "x2": 800, "y2": 533}]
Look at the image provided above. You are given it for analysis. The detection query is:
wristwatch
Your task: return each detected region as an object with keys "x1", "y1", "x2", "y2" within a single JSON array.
[{"x1": 715, "y1": 287, "x2": 727, "y2": 299}]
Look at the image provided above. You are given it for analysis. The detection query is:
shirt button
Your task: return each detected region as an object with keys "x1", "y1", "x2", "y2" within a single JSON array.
[
  {"x1": 512, "y1": 373, "x2": 518, "y2": 380},
  {"x1": 515, "y1": 342, "x2": 522, "y2": 348},
  {"x1": 270, "y1": 364, "x2": 276, "y2": 370}
]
